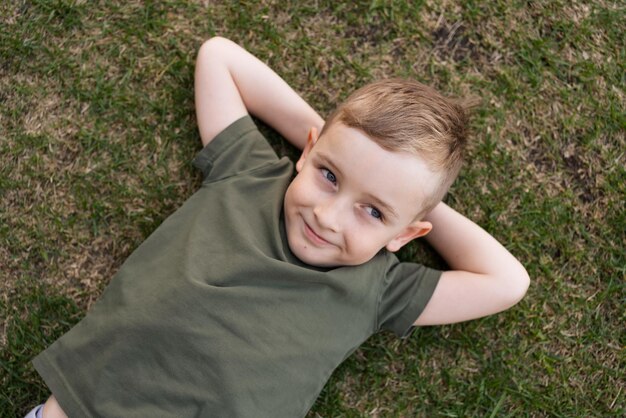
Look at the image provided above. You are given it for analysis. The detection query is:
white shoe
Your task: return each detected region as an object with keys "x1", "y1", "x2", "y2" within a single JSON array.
[{"x1": 24, "y1": 404, "x2": 44, "y2": 418}]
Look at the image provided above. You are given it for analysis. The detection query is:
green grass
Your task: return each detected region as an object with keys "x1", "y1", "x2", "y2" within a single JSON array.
[{"x1": 1, "y1": 0, "x2": 624, "y2": 416}]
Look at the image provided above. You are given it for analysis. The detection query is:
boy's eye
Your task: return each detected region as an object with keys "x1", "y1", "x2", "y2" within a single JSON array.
[
  {"x1": 321, "y1": 168, "x2": 337, "y2": 184},
  {"x1": 366, "y1": 206, "x2": 383, "y2": 220}
]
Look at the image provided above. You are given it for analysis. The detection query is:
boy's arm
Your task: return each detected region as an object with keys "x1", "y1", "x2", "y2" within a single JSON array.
[
  {"x1": 414, "y1": 202, "x2": 530, "y2": 326},
  {"x1": 194, "y1": 36, "x2": 325, "y2": 149}
]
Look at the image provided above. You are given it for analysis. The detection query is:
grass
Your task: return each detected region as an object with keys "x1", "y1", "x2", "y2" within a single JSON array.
[{"x1": 1, "y1": 0, "x2": 624, "y2": 416}]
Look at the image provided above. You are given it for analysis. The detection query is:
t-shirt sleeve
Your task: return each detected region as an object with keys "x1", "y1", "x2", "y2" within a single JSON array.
[
  {"x1": 377, "y1": 254, "x2": 442, "y2": 338},
  {"x1": 192, "y1": 115, "x2": 279, "y2": 182}
]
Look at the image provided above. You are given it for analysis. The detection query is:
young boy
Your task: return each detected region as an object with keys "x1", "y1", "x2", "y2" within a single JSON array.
[{"x1": 28, "y1": 36, "x2": 529, "y2": 418}]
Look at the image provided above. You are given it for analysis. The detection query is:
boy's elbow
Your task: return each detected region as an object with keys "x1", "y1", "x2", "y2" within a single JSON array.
[
  {"x1": 202, "y1": 35, "x2": 228, "y2": 46},
  {"x1": 198, "y1": 36, "x2": 230, "y2": 59},
  {"x1": 506, "y1": 265, "x2": 530, "y2": 307}
]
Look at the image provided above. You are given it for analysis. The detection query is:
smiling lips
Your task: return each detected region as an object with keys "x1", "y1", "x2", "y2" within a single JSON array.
[{"x1": 303, "y1": 220, "x2": 331, "y2": 246}]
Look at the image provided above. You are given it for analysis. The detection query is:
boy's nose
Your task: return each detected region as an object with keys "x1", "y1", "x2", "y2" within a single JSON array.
[{"x1": 313, "y1": 198, "x2": 342, "y2": 233}]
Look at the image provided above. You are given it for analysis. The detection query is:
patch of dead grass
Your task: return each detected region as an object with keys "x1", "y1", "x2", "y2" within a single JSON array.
[
  {"x1": 2, "y1": 1, "x2": 623, "y2": 415},
  {"x1": 1, "y1": 72, "x2": 141, "y2": 309}
]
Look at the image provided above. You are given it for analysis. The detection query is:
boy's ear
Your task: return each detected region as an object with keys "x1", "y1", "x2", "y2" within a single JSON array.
[
  {"x1": 296, "y1": 127, "x2": 319, "y2": 173},
  {"x1": 385, "y1": 221, "x2": 432, "y2": 253}
]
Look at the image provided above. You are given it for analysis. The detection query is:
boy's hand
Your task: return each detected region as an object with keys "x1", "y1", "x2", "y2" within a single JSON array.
[
  {"x1": 414, "y1": 202, "x2": 530, "y2": 326},
  {"x1": 194, "y1": 37, "x2": 324, "y2": 148}
]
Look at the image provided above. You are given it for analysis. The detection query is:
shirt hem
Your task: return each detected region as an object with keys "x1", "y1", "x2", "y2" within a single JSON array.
[
  {"x1": 396, "y1": 267, "x2": 442, "y2": 338},
  {"x1": 33, "y1": 351, "x2": 92, "y2": 417},
  {"x1": 192, "y1": 114, "x2": 258, "y2": 178}
]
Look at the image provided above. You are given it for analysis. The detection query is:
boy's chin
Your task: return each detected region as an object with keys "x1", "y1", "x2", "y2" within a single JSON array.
[
  {"x1": 289, "y1": 245, "x2": 337, "y2": 268},
  {"x1": 287, "y1": 242, "x2": 374, "y2": 268},
  {"x1": 299, "y1": 258, "x2": 336, "y2": 268}
]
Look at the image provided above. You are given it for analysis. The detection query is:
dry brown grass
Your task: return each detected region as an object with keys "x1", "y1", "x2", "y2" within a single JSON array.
[{"x1": 2, "y1": 0, "x2": 624, "y2": 416}]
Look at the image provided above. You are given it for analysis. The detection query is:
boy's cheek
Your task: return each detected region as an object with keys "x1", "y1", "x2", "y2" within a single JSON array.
[{"x1": 289, "y1": 175, "x2": 314, "y2": 202}]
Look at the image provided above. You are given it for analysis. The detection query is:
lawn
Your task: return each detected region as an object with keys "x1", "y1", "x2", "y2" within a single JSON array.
[{"x1": 1, "y1": 1, "x2": 624, "y2": 417}]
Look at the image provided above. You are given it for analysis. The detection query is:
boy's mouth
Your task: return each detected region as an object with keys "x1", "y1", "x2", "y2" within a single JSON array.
[{"x1": 303, "y1": 220, "x2": 331, "y2": 246}]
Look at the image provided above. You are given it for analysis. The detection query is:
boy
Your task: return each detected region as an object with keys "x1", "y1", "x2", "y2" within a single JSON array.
[{"x1": 28, "y1": 37, "x2": 529, "y2": 418}]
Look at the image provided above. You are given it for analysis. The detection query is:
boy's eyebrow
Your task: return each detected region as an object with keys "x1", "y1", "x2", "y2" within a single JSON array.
[
  {"x1": 317, "y1": 152, "x2": 398, "y2": 220},
  {"x1": 317, "y1": 152, "x2": 343, "y2": 178},
  {"x1": 364, "y1": 193, "x2": 398, "y2": 219}
]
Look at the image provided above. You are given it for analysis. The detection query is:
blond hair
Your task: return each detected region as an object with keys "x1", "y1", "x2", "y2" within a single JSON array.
[{"x1": 321, "y1": 78, "x2": 475, "y2": 219}]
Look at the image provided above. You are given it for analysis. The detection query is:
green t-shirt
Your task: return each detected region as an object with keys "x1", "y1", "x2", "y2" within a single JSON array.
[{"x1": 33, "y1": 116, "x2": 441, "y2": 418}]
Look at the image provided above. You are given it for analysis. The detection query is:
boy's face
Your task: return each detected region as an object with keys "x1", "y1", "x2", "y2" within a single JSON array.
[{"x1": 283, "y1": 122, "x2": 436, "y2": 267}]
